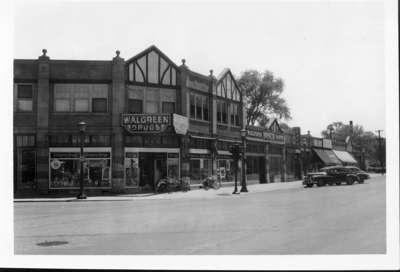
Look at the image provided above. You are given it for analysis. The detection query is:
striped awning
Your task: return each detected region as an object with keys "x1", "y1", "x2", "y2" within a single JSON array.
[{"x1": 333, "y1": 150, "x2": 358, "y2": 164}]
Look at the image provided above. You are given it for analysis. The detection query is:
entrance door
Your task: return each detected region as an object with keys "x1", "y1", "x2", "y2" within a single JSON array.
[{"x1": 17, "y1": 149, "x2": 36, "y2": 191}]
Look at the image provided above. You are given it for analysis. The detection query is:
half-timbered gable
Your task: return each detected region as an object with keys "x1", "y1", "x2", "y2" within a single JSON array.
[{"x1": 126, "y1": 45, "x2": 179, "y2": 87}]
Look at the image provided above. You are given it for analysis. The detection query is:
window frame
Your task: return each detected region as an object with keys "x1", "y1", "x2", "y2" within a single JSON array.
[
  {"x1": 53, "y1": 84, "x2": 109, "y2": 113},
  {"x1": 16, "y1": 84, "x2": 34, "y2": 112}
]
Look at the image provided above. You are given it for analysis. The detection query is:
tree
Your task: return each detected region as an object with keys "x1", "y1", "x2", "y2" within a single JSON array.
[{"x1": 237, "y1": 70, "x2": 291, "y2": 126}]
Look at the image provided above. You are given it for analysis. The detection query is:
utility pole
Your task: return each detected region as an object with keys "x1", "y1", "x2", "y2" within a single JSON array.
[{"x1": 375, "y1": 130, "x2": 384, "y2": 171}]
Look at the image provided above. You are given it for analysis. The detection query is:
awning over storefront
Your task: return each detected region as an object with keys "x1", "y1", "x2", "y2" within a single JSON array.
[
  {"x1": 313, "y1": 148, "x2": 342, "y2": 165},
  {"x1": 333, "y1": 150, "x2": 358, "y2": 164}
]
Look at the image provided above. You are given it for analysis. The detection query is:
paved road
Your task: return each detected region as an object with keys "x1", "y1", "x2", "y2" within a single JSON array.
[{"x1": 14, "y1": 175, "x2": 386, "y2": 254}]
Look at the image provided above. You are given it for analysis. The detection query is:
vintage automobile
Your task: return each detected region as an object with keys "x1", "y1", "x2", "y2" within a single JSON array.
[{"x1": 303, "y1": 165, "x2": 370, "y2": 188}]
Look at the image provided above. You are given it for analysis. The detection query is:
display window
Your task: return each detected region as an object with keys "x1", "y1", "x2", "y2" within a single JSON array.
[
  {"x1": 189, "y1": 158, "x2": 212, "y2": 184},
  {"x1": 49, "y1": 147, "x2": 111, "y2": 189},
  {"x1": 217, "y1": 159, "x2": 241, "y2": 182}
]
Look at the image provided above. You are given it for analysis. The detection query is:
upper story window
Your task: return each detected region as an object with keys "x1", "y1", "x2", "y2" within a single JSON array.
[
  {"x1": 127, "y1": 86, "x2": 176, "y2": 114},
  {"x1": 127, "y1": 46, "x2": 178, "y2": 87},
  {"x1": 230, "y1": 103, "x2": 240, "y2": 127},
  {"x1": 16, "y1": 84, "x2": 33, "y2": 112},
  {"x1": 54, "y1": 84, "x2": 108, "y2": 113},
  {"x1": 216, "y1": 70, "x2": 241, "y2": 102},
  {"x1": 190, "y1": 93, "x2": 209, "y2": 121},
  {"x1": 217, "y1": 100, "x2": 228, "y2": 124}
]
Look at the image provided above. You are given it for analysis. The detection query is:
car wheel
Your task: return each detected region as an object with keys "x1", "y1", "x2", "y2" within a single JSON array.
[
  {"x1": 306, "y1": 183, "x2": 313, "y2": 188},
  {"x1": 358, "y1": 177, "x2": 364, "y2": 184},
  {"x1": 346, "y1": 176, "x2": 354, "y2": 185}
]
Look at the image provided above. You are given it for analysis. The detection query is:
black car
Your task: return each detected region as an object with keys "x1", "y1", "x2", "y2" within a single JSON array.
[{"x1": 303, "y1": 165, "x2": 370, "y2": 188}]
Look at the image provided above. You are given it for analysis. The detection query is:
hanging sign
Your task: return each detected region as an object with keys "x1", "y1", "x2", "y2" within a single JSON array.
[
  {"x1": 173, "y1": 113, "x2": 189, "y2": 135},
  {"x1": 121, "y1": 114, "x2": 172, "y2": 133}
]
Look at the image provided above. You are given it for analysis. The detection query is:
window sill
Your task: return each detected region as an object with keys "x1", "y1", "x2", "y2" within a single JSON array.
[{"x1": 52, "y1": 112, "x2": 110, "y2": 115}]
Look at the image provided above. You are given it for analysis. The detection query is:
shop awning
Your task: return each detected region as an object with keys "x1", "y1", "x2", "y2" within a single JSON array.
[
  {"x1": 333, "y1": 150, "x2": 358, "y2": 164},
  {"x1": 313, "y1": 148, "x2": 342, "y2": 165}
]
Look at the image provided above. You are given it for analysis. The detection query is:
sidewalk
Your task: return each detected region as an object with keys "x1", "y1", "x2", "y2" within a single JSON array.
[{"x1": 14, "y1": 180, "x2": 303, "y2": 203}]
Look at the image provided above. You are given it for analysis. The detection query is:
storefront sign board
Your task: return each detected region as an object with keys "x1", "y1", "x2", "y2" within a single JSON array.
[{"x1": 121, "y1": 114, "x2": 172, "y2": 133}]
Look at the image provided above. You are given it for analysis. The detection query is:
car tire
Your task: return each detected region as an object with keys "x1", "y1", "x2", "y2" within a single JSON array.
[
  {"x1": 358, "y1": 177, "x2": 364, "y2": 184},
  {"x1": 346, "y1": 176, "x2": 354, "y2": 185},
  {"x1": 306, "y1": 183, "x2": 313, "y2": 188}
]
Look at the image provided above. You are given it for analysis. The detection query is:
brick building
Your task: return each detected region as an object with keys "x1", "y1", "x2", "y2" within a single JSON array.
[{"x1": 13, "y1": 45, "x2": 300, "y2": 196}]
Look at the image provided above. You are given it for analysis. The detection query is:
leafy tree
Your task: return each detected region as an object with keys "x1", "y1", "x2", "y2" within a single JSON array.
[{"x1": 237, "y1": 70, "x2": 291, "y2": 126}]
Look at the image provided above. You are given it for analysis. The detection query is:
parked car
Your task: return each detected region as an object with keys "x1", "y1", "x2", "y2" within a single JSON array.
[{"x1": 303, "y1": 165, "x2": 370, "y2": 188}]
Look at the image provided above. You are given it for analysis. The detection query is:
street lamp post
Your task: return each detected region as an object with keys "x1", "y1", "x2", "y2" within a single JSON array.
[
  {"x1": 230, "y1": 143, "x2": 240, "y2": 194},
  {"x1": 240, "y1": 129, "x2": 248, "y2": 193},
  {"x1": 77, "y1": 121, "x2": 87, "y2": 199}
]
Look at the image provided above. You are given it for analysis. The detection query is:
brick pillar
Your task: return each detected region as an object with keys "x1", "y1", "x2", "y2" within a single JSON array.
[
  {"x1": 36, "y1": 49, "x2": 50, "y2": 194},
  {"x1": 265, "y1": 143, "x2": 270, "y2": 183},
  {"x1": 281, "y1": 145, "x2": 287, "y2": 182},
  {"x1": 111, "y1": 50, "x2": 125, "y2": 193},
  {"x1": 209, "y1": 70, "x2": 218, "y2": 175}
]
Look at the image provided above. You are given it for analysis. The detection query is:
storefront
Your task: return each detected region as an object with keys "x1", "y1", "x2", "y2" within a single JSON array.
[
  {"x1": 49, "y1": 147, "x2": 112, "y2": 189},
  {"x1": 122, "y1": 113, "x2": 186, "y2": 191},
  {"x1": 124, "y1": 147, "x2": 180, "y2": 190},
  {"x1": 246, "y1": 141, "x2": 266, "y2": 183}
]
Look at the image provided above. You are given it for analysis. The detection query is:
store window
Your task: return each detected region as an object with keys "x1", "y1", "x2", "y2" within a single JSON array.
[
  {"x1": 246, "y1": 157, "x2": 260, "y2": 175},
  {"x1": 190, "y1": 158, "x2": 212, "y2": 184},
  {"x1": 54, "y1": 84, "x2": 108, "y2": 113},
  {"x1": 16, "y1": 84, "x2": 33, "y2": 112},
  {"x1": 217, "y1": 159, "x2": 236, "y2": 182},
  {"x1": 49, "y1": 149, "x2": 111, "y2": 188},
  {"x1": 190, "y1": 94, "x2": 209, "y2": 121}
]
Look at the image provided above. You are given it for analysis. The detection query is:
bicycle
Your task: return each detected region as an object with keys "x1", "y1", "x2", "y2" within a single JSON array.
[{"x1": 201, "y1": 175, "x2": 221, "y2": 190}]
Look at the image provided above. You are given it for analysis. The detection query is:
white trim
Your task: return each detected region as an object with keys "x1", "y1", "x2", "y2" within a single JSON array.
[
  {"x1": 219, "y1": 138, "x2": 241, "y2": 143},
  {"x1": 49, "y1": 147, "x2": 112, "y2": 152},
  {"x1": 188, "y1": 148, "x2": 210, "y2": 154},
  {"x1": 124, "y1": 147, "x2": 179, "y2": 153},
  {"x1": 218, "y1": 150, "x2": 232, "y2": 156},
  {"x1": 190, "y1": 135, "x2": 216, "y2": 140}
]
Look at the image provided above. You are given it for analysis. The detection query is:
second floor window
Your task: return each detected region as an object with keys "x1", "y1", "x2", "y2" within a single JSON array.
[
  {"x1": 190, "y1": 94, "x2": 209, "y2": 121},
  {"x1": 230, "y1": 103, "x2": 240, "y2": 127},
  {"x1": 16, "y1": 84, "x2": 33, "y2": 112},
  {"x1": 162, "y1": 102, "x2": 175, "y2": 114},
  {"x1": 217, "y1": 100, "x2": 228, "y2": 124},
  {"x1": 54, "y1": 84, "x2": 108, "y2": 113},
  {"x1": 128, "y1": 99, "x2": 143, "y2": 113}
]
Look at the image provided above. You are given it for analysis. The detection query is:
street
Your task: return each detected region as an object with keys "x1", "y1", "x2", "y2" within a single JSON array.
[{"x1": 14, "y1": 175, "x2": 386, "y2": 254}]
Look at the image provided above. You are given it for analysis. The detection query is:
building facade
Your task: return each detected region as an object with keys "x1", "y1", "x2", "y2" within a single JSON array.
[{"x1": 15, "y1": 46, "x2": 300, "y2": 196}]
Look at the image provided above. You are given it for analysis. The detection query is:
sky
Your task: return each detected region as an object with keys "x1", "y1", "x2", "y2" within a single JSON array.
[{"x1": 13, "y1": 0, "x2": 386, "y2": 137}]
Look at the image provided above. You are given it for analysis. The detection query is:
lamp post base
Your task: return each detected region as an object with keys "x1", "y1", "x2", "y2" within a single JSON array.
[
  {"x1": 240, "y1": 187, "x2": 248, "y2": 193},
  {"x1": 76, "y1": 194, "x2": 87, "y2": 200}
]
